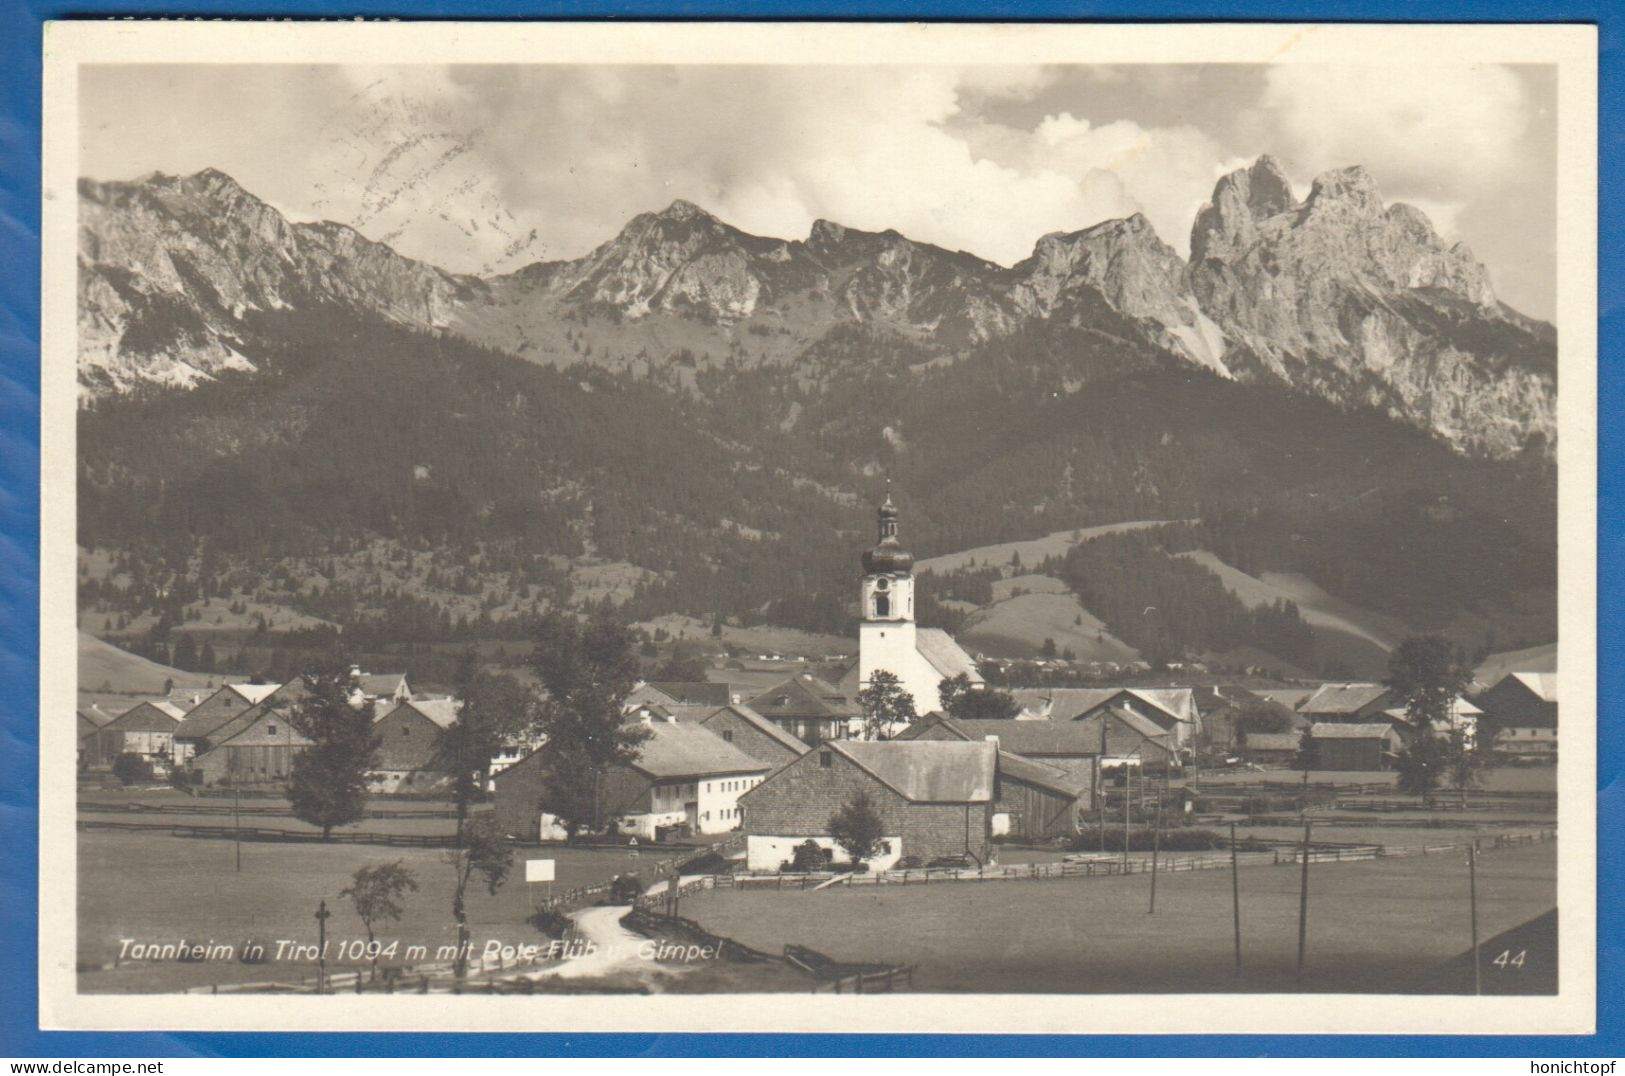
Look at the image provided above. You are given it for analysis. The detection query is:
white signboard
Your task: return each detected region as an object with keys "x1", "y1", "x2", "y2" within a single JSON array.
[{"x1": 525, "y1": 858, "x2": 555, "y2": 883}]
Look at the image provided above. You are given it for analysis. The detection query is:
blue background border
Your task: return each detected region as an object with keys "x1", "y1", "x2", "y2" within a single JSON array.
[{"x1": 0, "y1": 0, "x2": 1614, "y2": 1056}]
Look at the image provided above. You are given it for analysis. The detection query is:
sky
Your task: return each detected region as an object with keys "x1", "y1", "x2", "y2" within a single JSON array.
[{"x1": 80, "y1": 63, "x2": 1557, "y2": 320}]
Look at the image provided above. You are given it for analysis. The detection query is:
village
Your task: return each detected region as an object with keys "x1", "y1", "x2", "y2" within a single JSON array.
[{"x1": 75, "y1": 498, "x2": 1560, "y2": 996}]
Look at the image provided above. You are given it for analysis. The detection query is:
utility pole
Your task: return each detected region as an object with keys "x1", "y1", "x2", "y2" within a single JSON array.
[
  {"x1": 315, "y1": 899, "x2": 332, "y2": 994},
  {"x1": 1296, "y1": 821, "x2": 1312, "y2": 991},
  {"x1": 1229, "y1": 821, "x2": 1242, "y2": 973},
  {"x1": 1122, "y1": 764, "x2": 1132, "y2": 871},
  {"x1": 1148, "y1": 800, "x2": 1161, "y2": 914},
  {"x1": 1468, "y1": 844, "x2": 1482, "y2": 995},
  {"x1": 233, "y1": 783, "x2": 241, "y2": 873}
]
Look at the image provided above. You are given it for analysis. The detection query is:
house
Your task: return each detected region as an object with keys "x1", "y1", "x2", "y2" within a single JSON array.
[
  {"x1": 1192, "y1": 684, "x2": 1293, "y2": 751},
  {"x1": 738, "y1": 739, "x2": 997, "y2": 871},
  {"x1": 623, "y1": 682, "x2": 683, "y2": 712},
  {"x1": 191, "y1": 708, "x2": 311, "y2": 786},
  {"x1": 352, "y1": 668, "x2": 411, "y2": 704},
  {"x1": 1013, "y1": 687, "x2": 1200, "y2": 751},
  {"x1": 1307, "y1": 723, "x2": 1402, "y2": 771},
  {"x1": 840, "y1": 496, "x2": 983, "y2": 716},
  {"x1": 95, "y1": 701, "x2": 185, "y2": 770},
  {"x1": 1074, "y1": 707, "x2": 1178, "y2": 772},
  {"x1": 1381, "y1": 696, "x2": 1483, "y2": 746},
  {"x1": 77, "y1": 705, "x2": 115, "y2": 768},
  {"x1": 992, "y1": 751, "x2": 1091, "y2": 839},
  {"x1": 1242, "y1": 731, "x2": 1304, "y2": 765},
  {"x1": 746, "y1": 674, "x2": 860, "y2": 746},
  {"x1": 369, "y1": 698, "x2": 460, "y2": 792},
  {"x1": 1298, "y1": 682, "x2": 1395, "y2": 724},
  {"x1": 897, "y1": 712, "x2": 1101, "y2": 785},
  {"x1": 172, "y1": 682, "x2": 283, "y2": 763},
  {"x1": 692, "y1": 703, "x2": 807, "y2": 774},
  {"x1": 492, "y1": 719, "x2": 769, "y2": 842},
  {"x1": 647, "y1": 681, "x2": 735, "y2": 707},
  {"x1": 1474, "y1": 672, "x2": 1558, "y2": 759}
]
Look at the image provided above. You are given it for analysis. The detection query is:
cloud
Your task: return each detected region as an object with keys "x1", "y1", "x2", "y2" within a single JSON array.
[{"x1": 1258, "y1": 65, "x2": 1531, "y2": 199}]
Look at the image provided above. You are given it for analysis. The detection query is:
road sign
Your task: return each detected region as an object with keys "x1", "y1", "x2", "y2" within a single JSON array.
[{"x1": 525, "y1": 858, "x2": 556, "y2": 883}]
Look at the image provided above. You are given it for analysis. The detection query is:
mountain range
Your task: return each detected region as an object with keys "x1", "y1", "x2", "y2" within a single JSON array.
[
  {"x1": 74, "y1": 158, "x2": 1560, "y2": 671},
  {"x1": 79, "y1": 155, "x2": 1554, "y2": 459}
]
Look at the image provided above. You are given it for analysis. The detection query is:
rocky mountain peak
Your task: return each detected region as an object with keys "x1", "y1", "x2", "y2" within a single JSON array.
[
  {"x1": 1304, "y1": 164, "x2": 1385, "y2": 216},
  {"x1": 656, "y1": 198, "x2": 714, "y2": 222},
  {"x1": 808, "y1": 218, "x2": 847, "y2": 246}
]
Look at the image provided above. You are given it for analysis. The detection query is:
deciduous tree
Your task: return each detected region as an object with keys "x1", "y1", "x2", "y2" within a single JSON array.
[
  {"x1": 286, "y1": 665, "x2": 377, "y2": 839},
  {"x1": 857, "y1": 669, "x2": 917, "y2": 739}
]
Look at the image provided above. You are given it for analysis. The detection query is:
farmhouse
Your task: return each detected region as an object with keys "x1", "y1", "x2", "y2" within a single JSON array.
[
  {"x1": 692, "y1": 702, "x2": 807, "y2": 774},
  {"x1": 1298, "y1": 682, "x2": 1395, "y2": 724},
  {"x1": 738, "y1": 739, "x2": 996, "y2": 871},
  {"x1": 493, "y1": 719, "x2": 769, "y2": 842},
  {"x1": 172, "y1": 682, "x2": 283, "y2": 764},
  {"x1": 647, "y1": 681, "x2": 735, "y2": 707},
  {"x1": 191, "y1": 707, "x2": 311, "y2": 786},
  {"x1": 1242, "y1": 731, "x2": 1303, "y2": 765},
  {"x1": 746, "y1": 674, "x2": 860, "y2": 746},
  {"x1": 95, "y1": 700, "x2": 185, "y2": 769},
  {"x1": 1307, "y1": 722, "x2": 1401, "y2": 771},
  {"x1": 1013, "y1": 687, "x2": 1200, "y2": 750},
  {"x1": 77, "y1": 705, "x2": 116, "y2": 768},
  {"x1": 369, "y1": 697, "x2": 460, "y2": 791},
  {"x1": 1475, "y1": 672, "x2": 1558, "y2": 759},
  {"x1": 353, "y1": 669, "x2": 411, "y2": 704}
]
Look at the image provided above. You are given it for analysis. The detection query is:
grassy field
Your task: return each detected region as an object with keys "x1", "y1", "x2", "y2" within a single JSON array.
[
  {"x1": 960, "y1": 591, "x2": 1141, "y2": 663},
  {"x1": 914, "y1": 521, "x2": 1186, "y2": 575},
  {"x1": 1188, "y1": 767, "x2": 1557, "y2": 794},
  {"x1": 77, "y1": 829, "x2": 685, "y2": 993},
  {"x1": 681, "y1": 842, "x2": 1557, "y2": 993}
]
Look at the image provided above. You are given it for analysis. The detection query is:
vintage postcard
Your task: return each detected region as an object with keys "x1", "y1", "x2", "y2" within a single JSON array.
[{"x1": 39, "y1": 20, "x2": 1597, "y2": 1034}]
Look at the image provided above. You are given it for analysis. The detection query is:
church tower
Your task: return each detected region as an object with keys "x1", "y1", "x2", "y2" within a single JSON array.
[{"x1": 858, "y1": 493, "x2": 923, "y2": 711}]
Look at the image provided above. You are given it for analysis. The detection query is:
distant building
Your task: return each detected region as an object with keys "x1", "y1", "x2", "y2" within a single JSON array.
[
  {"x1": 190, "y1": 707, "x2": 310, "y2": 786},
  {"x1": 647, "y1": 681, "x2": 735, "y2": 707},
  {"x1": 1475, "y1": 672, "x2": 1558, "y2": 759},
  {"x1": 738, "y1": 739, "x2": 996, "y2": 871},
  {"x1": 692, "y1": 702, "x2": 807, "y2": 774},
  {"x1": 991, "y1": 751, "x2": 1092, "y2": 840},
  {"x1": 1298, "y1": 683, "x2": 1395, "y2": 725},
  {"x1": 896, "y1": 712, "x2": 1102, "y2": 785},
  {"x1": 77, "y1": 705, "x2": 116, "y2": 769},
  {"x1": 1012, "y1": 687, "x2": 1199, "y2": 751},
  {"x1": 352, "y1": 668, "x2": 411, "y2": 705},
  {"x1": 1307, "y1": 723, "x2": 1401, "y2": 771},
  {"x1": 492, "y1": 718, "x2": 768, "y2": 842},
  {"x1": 172, "y1": 682, "x2": 283, "y2": 764},
  {"x1": 1242, "y1": 731, "x2": 1303, "y2": 765},
  {"x1": 95, "y1": 700, "x2": 185, "y2": 770},
  {"x1": 369, "y1": 698, "x2": 460, "y2": 792},
  {"x1": 746, "y1": 674, "x2": 860, "y2": 746}
]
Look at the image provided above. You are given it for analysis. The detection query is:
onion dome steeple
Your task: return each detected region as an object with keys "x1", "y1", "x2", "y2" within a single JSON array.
[{"x1": 861, "y1": 492, "x2": 914, "y2": 574}]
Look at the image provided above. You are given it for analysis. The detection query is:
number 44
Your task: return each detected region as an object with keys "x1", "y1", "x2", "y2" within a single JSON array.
[{"x1": 1492, "y1": 949, "x2": 1527, "y2": 970}]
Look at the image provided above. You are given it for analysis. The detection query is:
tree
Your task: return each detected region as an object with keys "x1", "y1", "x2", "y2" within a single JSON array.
[
  {"x1": 856, "y1": 669, "x2": 916, "y2": 740},
  {"x1": 435, "y1": 652, "x2": 537, "y2": 801},
  {"x1": 828, "y1": 791, "x2": 886, "y2": 869},
  {"x1": 1385, "y1": 636, "x2": 1473, "y2": 801},
  {"x1": 444, "y1": 814, "x2": 513, "y2": 979},
  {"x1": 938, "y1": 674, "x2": 1020, "y2": 721},
  {"x1": 339, "y1": 861, "x2": 418, "y2": 981},
  {"x1": 1444, "y1": 725, "x2": 1494, "y2": 806},
  {"x1": 112, "y1": 752, "x2": 153, "y2": 786},
  {"x1": 286, "y1": 665, "x2": 378, "y2": 839},
  {"x1": 1293, "y1": 728, "x2": 1317, "y2": 773},
  {"x1": 529, "y1": 615, "x2": 650, "y2": 841}
]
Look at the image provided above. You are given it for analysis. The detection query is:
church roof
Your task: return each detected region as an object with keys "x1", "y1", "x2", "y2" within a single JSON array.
[{"x1": 915, "y1": 628, "x2": 981, "y2": 682}]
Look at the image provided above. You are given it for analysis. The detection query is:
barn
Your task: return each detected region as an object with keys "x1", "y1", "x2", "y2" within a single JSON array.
[
  {"x1": 992, "y1": 751, "x2": 1090, "y2": 839},
  {"x1": 369, "y1": 698, "x2": 460, "y2": 792},
  {"x1": 1308, "y1": 723, "x2": 1401, "y2": 771},
  {"x1": 739, "y1": 739, "x2": 996, "y2": 871},
  {"x1": 191, "y1": 708, "x2": 311, "y2": 786},
  {"x1": 96, "y1": 701, "x2": 185, "y2": 771},
  {"x1": 1474, "y1": 672, "x2": 1558, "y2": 759},
  {"x1": 692, "y1": 702, "x2": 807, "y2": 774}
]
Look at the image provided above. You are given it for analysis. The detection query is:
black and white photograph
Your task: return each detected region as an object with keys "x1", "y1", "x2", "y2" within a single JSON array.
[{"x1": 39, "y1": 21, "x2": 1597, "y2": 1034}]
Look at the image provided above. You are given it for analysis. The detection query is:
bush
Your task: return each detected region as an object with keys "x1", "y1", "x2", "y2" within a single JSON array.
[
  {"x1": 529, "y1": 908, "x2": 573, "y2": 939},
  {"x1": 608, "y1": 874, "x2": 645, "y2": 902},
  {"x1": 896, "y1": 855, "x2": 924, "y2": 870},
  {"x1": 786, "y1": 839, "x2": 832, "y2": 873},
  {"x1": 111, "y1": 753, "x2": 154, "y2": 786}
]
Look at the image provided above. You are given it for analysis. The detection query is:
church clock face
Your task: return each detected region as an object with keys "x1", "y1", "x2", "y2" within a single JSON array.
[{"x1": 874, "y1": 577, "x2": 890, "y2": 591}]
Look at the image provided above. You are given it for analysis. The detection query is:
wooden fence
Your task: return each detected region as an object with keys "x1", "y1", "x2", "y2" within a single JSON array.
[
  {"x1": 78, "y1": 818, "x2": 458, "y2": 846},
  {"x1": 78, "y1": 800, "x2": 466, "y2": 820}
]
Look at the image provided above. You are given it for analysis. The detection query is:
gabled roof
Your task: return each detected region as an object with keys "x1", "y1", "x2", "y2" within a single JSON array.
[
  {"x1": 1309, "y1": 722, "x2": 1398, "y2": 740},
  {"x1": 1084, "y1": 705, "x2": 1172, "y2": 743},
  {"x1": 915, "y1": 628, "x2": 981, "y2": 682},
  {"x1": 996, "y1": 750, "x2": 1091, "y2": 798},
  {"x1": 647, "y1": 681, "x2": 733, "y2": 707},
  {"x1": 623, "y1": 682, "x2": 682, "y2": 711},
  {"x1": 700, "y1": 703, "x2": 807, "y2": 755},
  {"x1": 1510, "y1": 672, "x2": 1559, "y2": 703},
  {"x1": 627, "y1": 721, "x2": 770, "y2": 780},
  {"x1": 1300, "y1": 682, "x2": 1391, "y2": 714},
  {"x1": 1009, "y1": 687, "x2": 1196, "y2": 726},
  {"x1": 193, "y1": 703, "x2": 277, "y2": 747},
  {"x1": 211, "y1": 710, "x2": 311, "y2": 748},
  {"x1": 355, "y1": 672, "x2": 408, "y2": 697},
  {"x1": 77, "y1": 705, "x2": 115, "y2": 728},
  {"x1": 230, "y1": 683, "x2": 283, "y2": 705},
  {"x1": 105, "y1": 701, "x2": 185, "y2": 732},
  {"x1": 746, "y1": 674, "x2": 857, "y2": 721},
  {"x1": 829, "y1": 740, "x2": 995, "y2": 803},
  {"x1": 900, "y1": 713, "x2": 1103, "y2": 756},
  {"x1": 394, "y1": 697, "x2": 460, "y2": 729}
]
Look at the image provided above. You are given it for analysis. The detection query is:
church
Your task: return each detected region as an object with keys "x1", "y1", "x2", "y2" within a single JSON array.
[{"x1": 837, "y1": 494, "x2": 982, "y2": 721}]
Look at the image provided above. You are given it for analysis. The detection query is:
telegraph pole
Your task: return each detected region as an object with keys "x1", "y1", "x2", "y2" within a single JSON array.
[
  {"x1": 1229, "y1": 821, "x2": 1242, "y2": 973},
  {"x1": 1296, "y1": 821, "x2": 1312, "y2": 990},
  {"x1": 1469, "y1": 844, "x2": 1482, "y2": 995},
  {"x1": 233, "y1": 783, "x2": 241, "y2": 872},
  {"x1": 1148, "y1": 799, "x2": 1161, "y2": 914}
]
